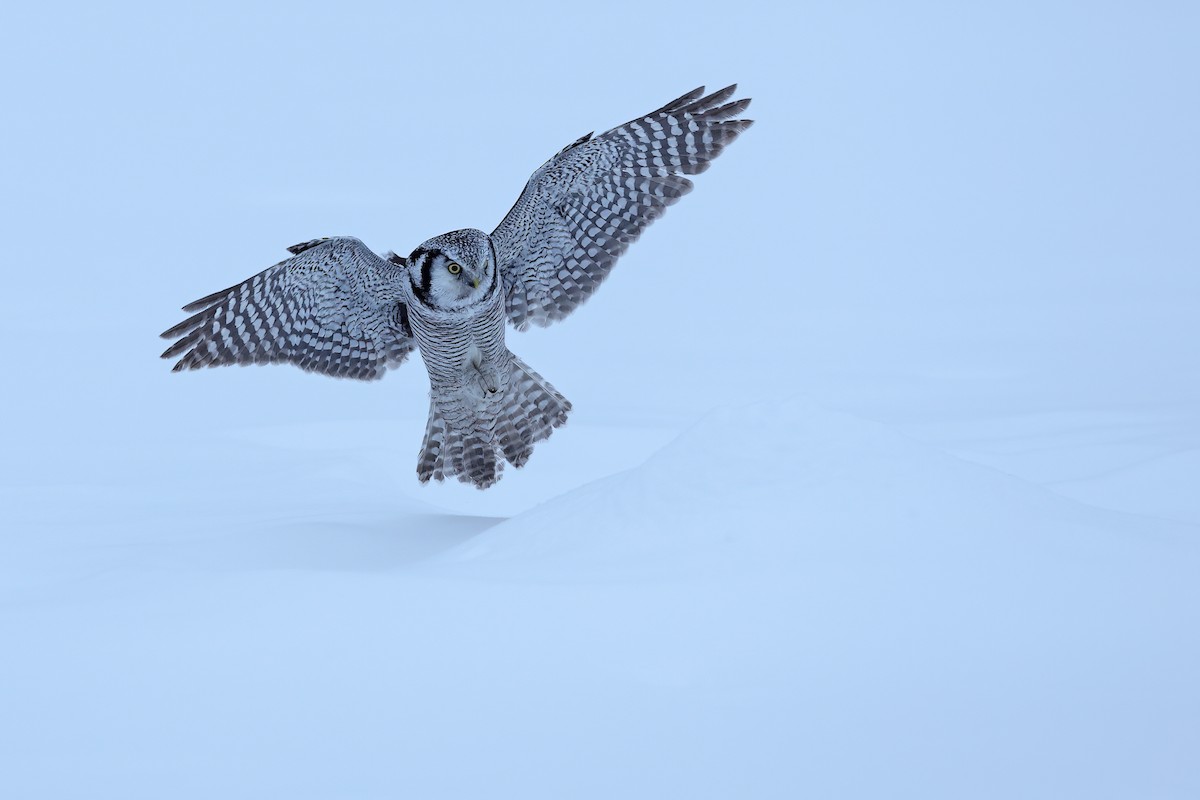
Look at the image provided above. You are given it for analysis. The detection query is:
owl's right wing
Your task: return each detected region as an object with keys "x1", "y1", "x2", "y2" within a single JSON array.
[
  {"x1": 491, "y1": 85, "x2": 752, "y2": 330},
  {"x1": 160, "y1": 236, "x2": 415, "y2": 380}
]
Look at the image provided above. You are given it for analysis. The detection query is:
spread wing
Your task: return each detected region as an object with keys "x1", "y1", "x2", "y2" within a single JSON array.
[
  {"x1": 160, "y1": 237, "x2": 414, "y2": 380},
  {"x1": 491, "y1": 85, "x2": 753, "y2": 330}
]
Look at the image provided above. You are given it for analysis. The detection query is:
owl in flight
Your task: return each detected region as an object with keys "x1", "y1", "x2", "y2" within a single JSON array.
[{"x1": 161, "y1": 86, "x2": 752, "y2": 489}]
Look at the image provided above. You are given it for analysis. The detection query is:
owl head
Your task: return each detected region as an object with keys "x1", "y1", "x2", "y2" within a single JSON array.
[{"x1": 407, "y1": 228, "x2": 497, "y2": 309}]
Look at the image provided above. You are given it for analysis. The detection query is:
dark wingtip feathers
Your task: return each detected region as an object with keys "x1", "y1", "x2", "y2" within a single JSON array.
[
  {"x1": 659, "y1": 84, "x2": 753, "y2": 128},
  {"x1": 681, "y1": 84, "x2": 739, "y2": 115},
  {"x1": 177, "y1": 282, "x2": 241, "y2": 314},
  {"x1": 160, "y1": 333, "x2": 195, "y2": 360},
  {"x1": 707, "y1": 97, "x2": 752, "y2": 121},
  {"x1": 658, "y1": 86, "x2": 706, "y2": 113}
]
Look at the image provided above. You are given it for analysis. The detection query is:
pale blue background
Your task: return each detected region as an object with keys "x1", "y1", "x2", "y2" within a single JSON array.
[
  {"x1": 2, "y1": 2, "x2": 1198, "y2": 797},
  {"x1": 4, "y1": 1, "x2": 1196, "y2": 452}
]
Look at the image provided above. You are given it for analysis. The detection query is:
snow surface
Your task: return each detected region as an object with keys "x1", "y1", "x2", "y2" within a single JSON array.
[
  {"x1": 3, "y1": 3, "x2": 1199, "y2": 798},
  {"x1": 2, "y1": 399, "x2": 1197, "y2": 798}
]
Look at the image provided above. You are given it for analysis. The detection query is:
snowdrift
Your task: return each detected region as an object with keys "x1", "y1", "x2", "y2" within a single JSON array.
[
  {"x1": 451, "y1": 397, "x2": 1186, "y2": 575},
  {"x1": 1, "y1": 399, "x2": 1196, "y2": 799},
  {"x1": 410, "y1": 397, "x2": 1197, "y2": 798}
]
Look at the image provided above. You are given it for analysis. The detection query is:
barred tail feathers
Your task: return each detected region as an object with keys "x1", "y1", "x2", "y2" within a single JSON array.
[
  {"x1": 499, "y1": 355, "x2": 571, "y2": 467},
  {"x1": 416, "y1": 354, "x2": 571, "y2": 489},
  {"x1": 416, "y1": 404, "x2": 451, "y2": 484}
]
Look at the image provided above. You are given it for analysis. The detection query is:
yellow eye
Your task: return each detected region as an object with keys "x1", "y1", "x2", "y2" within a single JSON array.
[{"x1": 447, "y1": 262, "x2": 461, "y2": 275}]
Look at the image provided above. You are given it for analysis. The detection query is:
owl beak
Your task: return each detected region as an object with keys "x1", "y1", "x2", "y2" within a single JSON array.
[{"x1": 472, "y1": 278, "x2": 480, "y2": 289}]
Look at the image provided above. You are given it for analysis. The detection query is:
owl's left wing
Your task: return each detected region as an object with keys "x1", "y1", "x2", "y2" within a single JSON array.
[
  {"x1": 491, "y1": 85, "x2": 752, "y2": 330},
  {"x1": 160, "y1": 236, "x2": 414, "y2": 380}
]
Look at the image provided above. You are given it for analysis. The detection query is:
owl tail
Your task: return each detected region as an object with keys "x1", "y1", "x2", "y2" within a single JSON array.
[{"x1": 416, "y1": 354, "x2": 571, "y2": 490}]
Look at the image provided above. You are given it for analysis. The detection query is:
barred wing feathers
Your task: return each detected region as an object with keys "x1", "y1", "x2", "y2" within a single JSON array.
[
  {"x1": 491, "y1": 85, "x2": 753, "y2": 330},
  {"x1": 160, "y1": 237, "x2": 414, "y2": 380}
]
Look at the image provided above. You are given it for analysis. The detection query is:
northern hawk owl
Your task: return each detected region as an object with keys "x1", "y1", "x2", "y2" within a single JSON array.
[{"x1": 161, "y1": 85, "x2": 753, "y2": 489}]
